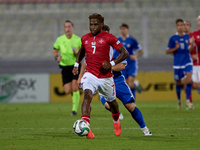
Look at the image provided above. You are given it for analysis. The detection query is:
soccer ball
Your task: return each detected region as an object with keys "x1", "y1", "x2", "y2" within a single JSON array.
[{"x1": 73, "y1": 120, "x2": 90, "y2": 136}]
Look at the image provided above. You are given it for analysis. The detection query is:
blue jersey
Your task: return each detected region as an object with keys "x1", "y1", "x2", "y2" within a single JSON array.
[
  {"x1": 112, "y1": 49, "x2": 127, "y2": 77},
  {"x1": 118, "y1": 35, "x2": 142, "y2": 65},
  {"x1": 167, "y1": 33, "x2": 192, "y2": 69}
]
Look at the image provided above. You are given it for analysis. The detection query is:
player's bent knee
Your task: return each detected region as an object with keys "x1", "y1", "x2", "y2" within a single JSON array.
[{"x1": 125, "y1": 103, "x2": 135, "y2": 112}]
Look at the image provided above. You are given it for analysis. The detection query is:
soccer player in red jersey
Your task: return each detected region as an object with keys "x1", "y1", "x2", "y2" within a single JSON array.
[
  {"x1": 72, "y1": 13, "x2": 129, "y2": 139},
  {"x1": 190, "y1": 16, "x2": 200, "y2": 96}
]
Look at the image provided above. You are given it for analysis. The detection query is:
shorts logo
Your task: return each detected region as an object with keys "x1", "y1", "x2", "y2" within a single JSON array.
[{"x1": 83, "y1": 77, "x2": 87, "y2": 79}]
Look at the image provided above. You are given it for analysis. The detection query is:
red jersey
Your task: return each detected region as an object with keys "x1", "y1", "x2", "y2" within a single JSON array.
[
  {"x1": 81, "y1": 30, "x2": 123, "y2": 78},
  {"x1": 190, "y1": 31, "x2": 200, "y2": 66}
]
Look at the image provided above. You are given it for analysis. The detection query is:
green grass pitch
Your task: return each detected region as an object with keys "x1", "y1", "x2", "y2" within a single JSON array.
[{"x1": 1, "y1": 101, "x2": 200, "y2": 150}]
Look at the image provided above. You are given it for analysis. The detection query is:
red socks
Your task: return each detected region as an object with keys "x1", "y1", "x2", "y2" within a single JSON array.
[
  {"x1": 112, "y1": 112, "x2": 120, "y2": 122},
  {"x1": 81, "y1": 115, "x2": 90, "y2": 124}
]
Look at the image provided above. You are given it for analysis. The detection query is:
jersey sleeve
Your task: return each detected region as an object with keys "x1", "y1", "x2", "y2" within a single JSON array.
[
  {"x1": 167, "y1": 37, "x2": 175, "y2": 49},
  {"x1": 53, "y1": 37, "x2": 60, "y2": 50},
  {"x1": 109, "y1": 34, "x2": 123, "y2": 50}
]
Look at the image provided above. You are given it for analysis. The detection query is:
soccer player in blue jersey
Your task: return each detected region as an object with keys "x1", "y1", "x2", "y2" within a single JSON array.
[
  {"x1": 118, "y1": 23, "x2": 143, "y2": 100},
  {"x1": 166, "y1": 19, "x2": 195, "y2": 109},
  {"x1": 78, "y1": 25, "x2": 152, "y2": 136}
]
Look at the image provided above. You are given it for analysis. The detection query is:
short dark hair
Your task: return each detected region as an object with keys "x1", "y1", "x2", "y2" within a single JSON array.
[
  {"x1": 184, "y1": 20, "x2": 191, "y2": 27},
  {"x1": 102, "y1": 25, "x2": 110, "y2": 32},
  {"x1": 120, "y1": 23, "x2": 129, "y2": 29},
  {"x1": 89, "y1": 13, "x2": 104, "y2": 24},
  {"x1": 65, "y1": 20, "x2": 74, "y2": 27},
  {"x1": 176, "y1": 19, "x2": 184, "y2": 24}
]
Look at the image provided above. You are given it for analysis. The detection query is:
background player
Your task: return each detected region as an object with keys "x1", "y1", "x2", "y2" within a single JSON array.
[
  {"x1": 78, "y1": 25, "x2": 151, "y2": 136},
  {"x1": 166, "y1": 19, "x2": 195, "y2": 110},
  {"x1": 189, "y1": 16, "x2": 200, "y2": 95},
  {"x1": 72, "y1": 13, "x2": 129, "y2": 139},
  {"x1": 118, "y1": 23, "x2": 143, "y2": 100},
  {"x1": 53, "y1": 20, "x2": 81, "y2": 116}
]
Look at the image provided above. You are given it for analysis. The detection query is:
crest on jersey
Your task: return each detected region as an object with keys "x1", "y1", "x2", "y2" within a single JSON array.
[
  {"x1": 85, "y1": 40, "x2": 88, "y2": 44},
  {"x1": 99, "y1": 39, "x2": 104, "y2": 44},
  {"x1": 91, "y1": 42, "x2": 96, "y2": 45}
]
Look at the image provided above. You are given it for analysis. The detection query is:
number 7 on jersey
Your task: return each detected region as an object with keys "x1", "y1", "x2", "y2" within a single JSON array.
[{"x1": 92, "y1": 45, "x2": 96, "y2": 54}]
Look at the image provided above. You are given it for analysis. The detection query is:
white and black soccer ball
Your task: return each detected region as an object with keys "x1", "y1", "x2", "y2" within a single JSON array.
[{"x1": 73, "y1": 120, "x2": 90, "y2": 136}]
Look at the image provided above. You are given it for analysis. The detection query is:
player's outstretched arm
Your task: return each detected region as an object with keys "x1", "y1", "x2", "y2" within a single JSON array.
[
  {"x1": 114, "y1": 45, "x2": 129, "y2": 65},
  {"x1": 72, "y1": 47, "x2": 85, "y2": 75},
  {"x1": 112, "y1": 63, "x2": 126, "y2": 71}
]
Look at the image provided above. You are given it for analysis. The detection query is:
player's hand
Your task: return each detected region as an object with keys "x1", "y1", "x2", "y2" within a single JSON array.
[
  {"x1": 72, "y1": 67, "x2": 79, "y2": 75},
  {"x1": 102, "y1": 61, "x2": 112, "y2": 70},
  {"x1": 72, "y1": 47, "x2": 79, "y2": 54},
  {"x1": 190, "y1": 36, "x2": 195, "y2": 45},
  {"x1": 57, "y1": 56, "x2": 61, "y2": 62},
  {"x1": 130, "y1": 55, "x2": 137, "y2": 61},
  {"x1": 73, "y1": 48, "x2": 79, "y2": 54},
  {"x1": 175, "y1": 43, "x2": 180, "y2": 50},
  {"x1": 77, "y1": 77, "x2": 82, "y2": 88},
  {"x1": 191, "y1": 54, "x2": 198, "y2": 61}
]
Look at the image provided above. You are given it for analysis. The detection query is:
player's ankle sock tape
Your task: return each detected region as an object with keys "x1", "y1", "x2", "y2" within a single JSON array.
[
  {"x1": 112, "y1": 112, "x2": 120, "y2": 122},
  {"x1": 131, "y1": 107, "x2": 146, "y2": 128},
  {"x1": 81, "y1": 115, "x2": 90, "y2": 124}
]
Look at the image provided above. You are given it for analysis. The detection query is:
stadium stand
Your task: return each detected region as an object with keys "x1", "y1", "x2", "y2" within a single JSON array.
[{"x1": 0, "y1": 0, "x2": 199, "y2": 72}]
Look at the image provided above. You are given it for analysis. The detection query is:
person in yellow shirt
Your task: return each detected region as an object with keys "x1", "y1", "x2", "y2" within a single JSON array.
[{"x1": 53, "y1": 20, "x2": 81, "y2": 116}]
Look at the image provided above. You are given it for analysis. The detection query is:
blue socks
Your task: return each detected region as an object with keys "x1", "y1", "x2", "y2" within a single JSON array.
[
  {"x1": 186, "y1": 84, "x2": 192, "y2": 100},
  {"x1": 176, "y1": 84, "x2": 182, "y2": 101},
  {"x1": 131, "y1": 88, "x2": 136, "y2": 101},
  {"x1": 131, "y1": 107, "x2": 146, "y2": 128}
]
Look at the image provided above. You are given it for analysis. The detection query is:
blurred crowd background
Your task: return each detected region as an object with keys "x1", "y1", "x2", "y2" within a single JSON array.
[{"x1": 0, "y1": 0, "x2": 200, "y2": 73}]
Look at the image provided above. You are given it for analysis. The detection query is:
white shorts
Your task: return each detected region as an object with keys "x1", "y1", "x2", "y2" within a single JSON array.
[
  {"x1": 192, "y1": 66, "x2": 200, "y2": 83},
  {"x1": 81, "y1": 72, "x2": 116, "y2": 102}
]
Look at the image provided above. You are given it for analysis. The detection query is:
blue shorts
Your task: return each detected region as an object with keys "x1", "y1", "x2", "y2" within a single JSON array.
[
  {"x1": 122, "y1": 61, "x2": 138, "y2": 79},
  {"x1": 174, "y1": 65, "x2": 193, "y2": 81},
  {"x1": 100, "y1": 75, "x2": 135, "y2": 105}
]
